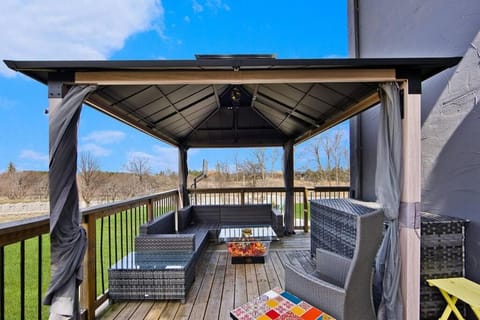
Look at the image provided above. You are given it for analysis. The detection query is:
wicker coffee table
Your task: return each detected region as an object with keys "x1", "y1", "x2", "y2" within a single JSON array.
[
  {"x1": 219, "y1": 225, "x2": 278, "y2": 264},
  {"x1": 109, "y1": 251, "x2": 194, "y2": 303},
  {"x1": 230, "y1": 287, "x2": 335, "y2": 319}
]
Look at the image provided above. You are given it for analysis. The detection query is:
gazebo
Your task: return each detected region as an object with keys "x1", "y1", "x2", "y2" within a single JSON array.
[{"x1": 5, "y1": 55, "x2": 460, "y2": 319}]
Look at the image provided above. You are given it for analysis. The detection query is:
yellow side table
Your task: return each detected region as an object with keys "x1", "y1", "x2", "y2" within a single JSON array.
[{"x1": 427, "y1": 277, "x2": 480, "y2": 320}]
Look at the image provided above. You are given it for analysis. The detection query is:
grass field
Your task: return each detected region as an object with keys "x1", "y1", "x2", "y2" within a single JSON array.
[{"x1": 4, "y1": 235, "x2": 51, "y2": 319}]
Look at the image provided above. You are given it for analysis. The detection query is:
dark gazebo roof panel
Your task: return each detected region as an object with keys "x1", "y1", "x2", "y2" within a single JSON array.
[{"x1": 4, "y1": 56, "x2": 461, "y2": 147}]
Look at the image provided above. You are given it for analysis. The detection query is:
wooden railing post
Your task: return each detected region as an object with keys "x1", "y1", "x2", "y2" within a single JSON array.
[
  {"x1": 303, "y1": 187, "x2": 309, "y2": 232},
  {"x1": 81, "y1": 214, "x2": 97, "y2": 320},
  {"x1": 147, "y1": 199, "x2": 154, "y2": 221},
  {"x1": 241, "y1": 188, "x2": 245, "y2": 205}
]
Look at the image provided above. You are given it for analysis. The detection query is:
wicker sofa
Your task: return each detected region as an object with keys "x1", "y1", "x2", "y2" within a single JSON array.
[
  {"x1": 178, "y1": 204, "x2": 284, "y2": 237},
  {"x1": 108, "y1": 204, "x2": 284, "y2": 303},
  {"x1": 135, "y1": 204, "x2": 284, "y2": 262},
  {"x1": 135, "y1": 210, "x2": 209, "y2": 266}
]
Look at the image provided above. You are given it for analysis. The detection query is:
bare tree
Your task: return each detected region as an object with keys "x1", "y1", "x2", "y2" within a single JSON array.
[
  {"x1": 34, "y1": 176, "x2": 49, "y2": 200},
  {"x1": 214, "y1": 160, "x2": 230, "y2": 187},
  {"x1": 7, "y1": 174, "x2": 27, "y2": 200},
  {"x1": 4, "y1": 162, "x2": 27, "y2": 200},
  {"x1": 269, "y1": 148, "x2": 280, "y2": 179},
  {"x1": 125, "y1": 156, "x2": 151, "y2": 183},
  {"x1": 233, "y1": 152, "x2": 240, "y2": 182},
  {"x1": 321, "y1": 135, "x2": 333, "y2": 182},
  {"x1": 331, "y1": 131, "x2": 344, "y2": 185},
  {"x1": 252, "y1": 148, "x2": 267, "y2": 181},
  {"x1": 125, "y1": 155, "x2": 152, "y2": 195},
  {"x1": 310, "y1": 141, "x2": 324, "y2": 182},
  {"x1": 239, "y1": 159, "x2": 262, "y2": 187},
  {"x1": 78, "y1": 152, "x2": 101, "y2": 206},
  {"x1": 310, "y1": 129, "x2": 348, "y2": 185},
  {"x1": 104, "y1": 182, "x2": 121, "y2": 202}
]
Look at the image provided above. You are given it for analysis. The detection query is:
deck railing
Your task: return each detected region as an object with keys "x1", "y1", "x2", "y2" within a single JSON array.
[
  {"x1": 0, "y1": 186, "x2": 348, "y2": 320},
  {"x1": 188, "y1": 186, "x2": 350, "y2": 231},
  {"x1": 80, "y1": 190, "x2": 179, "y2": 320}
]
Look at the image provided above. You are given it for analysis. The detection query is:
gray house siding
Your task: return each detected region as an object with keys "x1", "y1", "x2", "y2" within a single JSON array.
[{"x1": 348, "y1": 0, "x2": 480, "y2": 283}]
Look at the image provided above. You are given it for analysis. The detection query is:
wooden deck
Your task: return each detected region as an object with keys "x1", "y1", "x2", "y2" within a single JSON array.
[{"x1": 97, "y1": 232, "x2": 312, "y2": 320}]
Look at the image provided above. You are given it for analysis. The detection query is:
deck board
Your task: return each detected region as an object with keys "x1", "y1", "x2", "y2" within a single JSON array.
[
  {"x1": 218, "y1": 253, "x2": 235, "y2": 320},
  {"x1": 144, "y1": 302, "x2": 167, "y2": 320},
  {"x1": 245, "y1": 263, "x2": 259, "y2": 301},
  {"x1": 234, "y1": 263, "x2": 247, "y2": 308},
  {"x1": 97, "y1": 231, "x2": 310, "y2": 320},
  {"x1": 204, "y1": 252, "x2": 227, "y2": 320},
  {"x1": 190, "y1": 251, "x2": 220, "y2": 319}
]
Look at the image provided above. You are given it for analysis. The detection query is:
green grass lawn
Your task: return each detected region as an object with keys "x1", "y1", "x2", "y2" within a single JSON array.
[{"x1": 4, "y1": 234, "x2": 51, "y2": 319}]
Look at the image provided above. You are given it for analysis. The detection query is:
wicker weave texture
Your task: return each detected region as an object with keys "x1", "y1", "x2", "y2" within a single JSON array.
[
  {"x1": 420, "y1": 212, "x2": 467, "y2": 319},
  {"x1": 135, "y1": 234, "x2": 195, "y2": 252},
  {"x1": 310, "y1": 199, "x2": 379, "y2": 258},
  {"x1": 109, "y1": 263, "x2": 195, "y2": 302}
]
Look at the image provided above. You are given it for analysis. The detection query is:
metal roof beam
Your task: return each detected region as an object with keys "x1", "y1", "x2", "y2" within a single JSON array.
[
  {"x1": 255, "y1": 94, "x2": 320, "y2": 126},
  {"x1": 295, "y1": 91, "x2": 380, "y2": 145},
  {"x1": 75, "y1": 69, "x2": 397, "y2": 85},
  {"x1": 85, "y1": 95, "x2": 179, "y2": 146}
]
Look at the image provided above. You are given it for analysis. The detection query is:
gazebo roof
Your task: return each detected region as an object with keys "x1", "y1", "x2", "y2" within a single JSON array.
[{"x1": 4, "y1": 55, "x2": 460, "y2": 148}]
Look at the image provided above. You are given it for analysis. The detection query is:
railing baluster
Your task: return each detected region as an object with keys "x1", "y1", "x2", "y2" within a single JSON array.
[
  {"x1": 0, "y1": 246, "x2": 4, "y2": 320},
  {"x1": 114, "y1": 213, "x2": 118, "y2": 265},
  {"x1": 108, "y1": 215, "x2": 112, "y2": 272},
  {"x1": 130, "y1": 207, "x2": 134, "y2": 256},
  {"x1": 125, "y1": 208, "x2": 129, "y2": 257},
  {"x1": 99, "y1": 217, "x2": 105, "y2": 294},
  {"x1": 20, "y1": 241, "x2": 25, "y2": 320},
  {"x1": 38, "y1": 236, "x2": 42, "y2": 320}
]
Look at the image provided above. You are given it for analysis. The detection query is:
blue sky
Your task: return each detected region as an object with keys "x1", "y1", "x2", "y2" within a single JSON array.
[{"x1": 0, "y1": 0, "x2": 348, "y2": 173}]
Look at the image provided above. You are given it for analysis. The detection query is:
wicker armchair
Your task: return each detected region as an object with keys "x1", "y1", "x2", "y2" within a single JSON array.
[{"x1": 285, "y1": 208, "x2": 384, "y2": 320}]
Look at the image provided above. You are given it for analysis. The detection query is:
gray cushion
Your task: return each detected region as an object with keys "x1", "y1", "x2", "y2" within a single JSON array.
[
  {"x1": 192, "y1": 205, "x2": 221, "y2": 224},
  {"x1": 220, "y1": 204, "x2": 272, "y2": 225},
  {"x1": 140, "y1": 211, "x2": 175, "y2": 234}
]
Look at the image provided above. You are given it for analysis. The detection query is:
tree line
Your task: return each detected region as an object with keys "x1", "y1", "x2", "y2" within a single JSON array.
[{"x1": 1, "y1": 129, "x2": 349, "y2": 205}]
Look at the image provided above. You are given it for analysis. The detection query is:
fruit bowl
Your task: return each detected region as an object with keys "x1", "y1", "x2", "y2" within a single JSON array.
[{"x1": 227, "y1": 241, "x2": 269, "y2": 257}]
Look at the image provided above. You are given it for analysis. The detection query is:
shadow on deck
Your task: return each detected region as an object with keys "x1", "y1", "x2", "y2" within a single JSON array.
[{"x1": 97, "y1": 232, "x2": 311, "y2": 320}]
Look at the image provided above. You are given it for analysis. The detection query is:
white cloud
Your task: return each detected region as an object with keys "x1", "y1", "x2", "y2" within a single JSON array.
[
  {"x1": 127, "y1": 145, "x2": 178, "y2": 173},
  {"x1": 82, "y1": 130, "x2": 126, "y2": 145},
  {"x1": 192, "y1": 0, "x2": 204, "y2": 13},
  {"x1": 79, "y1": 143, "x2": 111, "y2": 157},
  {"x1": 0, "y1": 0, "x2": 165, "y2": 77},
  {"x1": 152, "y1": 146, "x2": 178, "y2": 172},
  {"x1": 192, "y1": 0, "x2": 230, "y2": 14},
  {"x1": 206, "y1": 0, "x2": 230, "y2": 11},
  {"x1": 19, "y1": 149, "x2": 48, "y2": 162},
  {"x1": 79, "y1": 130, "x2": 126, "y2": 157}
]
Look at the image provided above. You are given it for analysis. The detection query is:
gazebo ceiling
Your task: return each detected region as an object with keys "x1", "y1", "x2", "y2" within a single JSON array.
[{"x1": 4, "y1": 55, "x2": 460, "y2": 148}]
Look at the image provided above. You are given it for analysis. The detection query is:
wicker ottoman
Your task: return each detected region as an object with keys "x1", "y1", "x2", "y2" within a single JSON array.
[{"x1": 109, "y1": 251, "x2": 195, "y2": 303}]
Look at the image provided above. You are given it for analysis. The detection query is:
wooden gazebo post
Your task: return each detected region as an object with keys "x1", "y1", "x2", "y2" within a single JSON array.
[{"x1": 400, "y1": 78, "x2": 422, "y2": 319}]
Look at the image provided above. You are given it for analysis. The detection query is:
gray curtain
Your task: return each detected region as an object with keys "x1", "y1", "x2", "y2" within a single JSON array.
[
  {"x1": 374, "y1": 83, "x2": 403, "y2": 320},
  {"x1": 44, "y1": 85, "x2": 96, "y2": 319},
  {"x1": 283, "y1": 139, "x2": 294, "y2": 234},
  {"x1": 178, "y1": 145, "x2": 189, "y2": 207}
]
